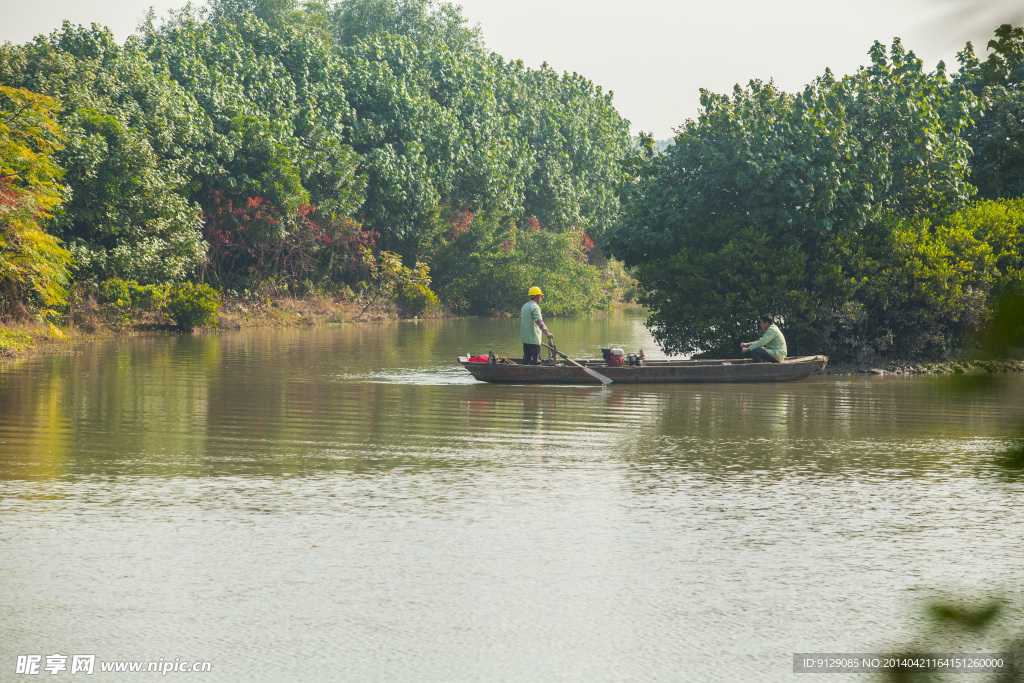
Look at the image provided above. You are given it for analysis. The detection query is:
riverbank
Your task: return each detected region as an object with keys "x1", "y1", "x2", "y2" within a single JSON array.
[
  {"x1": 0, "y1": 294, "x2": 402, "y2": 362},
  {"x1": 822, "y1": 358, "x2": 1024, "y2": 376},
  {"x1": 3, "y1": 303, "x2": 1022, "y2": 374}
]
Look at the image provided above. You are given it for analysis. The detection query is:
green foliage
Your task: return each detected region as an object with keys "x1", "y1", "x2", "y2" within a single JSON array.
[
  {"x1": 128, "y1": 280, "x2": 169, "y2": 310},
  {"x1": 501, "y1": 60, "x2": 634, "y2": 247},
  {"x1": 637, "y1": 198, "x2": 1023, "y2": 361},
  {"x1": 396, "y1": 278, "x2": 437, "y2": 316},
  {"x1": 844, "y1": 212, "x2": 994, "y2": 359},
  {"x1": 335, "y1": 23, "x2": 631, "y2": 258},
  {"x1": 507, "y1": 229, "x2": 612, "y2": 316},
  {"x1": 144, "y1": 11, "x2": 364, "y2": 218},
  {"x1": 100, "y1": 277, "x2": 168, "y2": 323},
  {"x1": 980, "y1": 291, "x2": 1024, "y2": 360},
  {"x1": 610, "y1": 38, "x2": 983, "y2": 359},
  {"x1": 0, "y1": 85, "x2": 74, "y2": 313},
  {"x1": 100, "y1": 277, "x2": 133, "y2": 322},
  {"x1": 429, "y1": 210, "x2": 611, "y2": 316},
  {"x1": 829, "y1": 199, "x2": 1023, "y2": 360},
  {"x1": 598, "y1": 257, "x2": 638, "y2": 303},
  {"x1": 632, "y1": 222, "x2": 818, "y2": 357},
  {"x1": 627, "y1": 198, "x2": 1024, "y2": 361},
  {"x1": 956, "y1": 24, "x2": 1024, "y2": 201},
  {"x1": 163, "y1": 281, "x2": 221, "y2": 330},
  {"x1": 0, "y1": 330, "x2": 34, "y2": 356},
  {"x1": 612, "y1": 39, "x2": 976, "y2": 264},
  {"x1": 206, "y1": 0, "x2": 300, "y2": 29},
  {"x1": 1, "y1": 3, "x2": 633, "y2": 306},
  {"x1": 358, "y1": 247, "x2": 437, "y2": 317},
  {"x1": 331, "y1": 0, "x2": 483, "y2": 54},
  {"x1": 339, "y1": 33, "x2": 498, "y2": 256},
  {"x1": 0, "y1": 25, "x2": 207, "y2": 285}
]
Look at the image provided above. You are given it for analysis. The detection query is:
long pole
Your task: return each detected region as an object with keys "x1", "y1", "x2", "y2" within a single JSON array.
[{"x1": 541, "y1": 342, "x2": 612, "y2": 385}]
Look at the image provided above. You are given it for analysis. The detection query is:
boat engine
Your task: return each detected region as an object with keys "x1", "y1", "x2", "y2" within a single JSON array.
[{"x1": 602, "y1": 347, "x2": 625, "y2": 367}]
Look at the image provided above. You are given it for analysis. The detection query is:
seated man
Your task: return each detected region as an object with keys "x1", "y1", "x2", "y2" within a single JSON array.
[{"x1": 741, "y1": 314, "x2": 787, "y2": 363}]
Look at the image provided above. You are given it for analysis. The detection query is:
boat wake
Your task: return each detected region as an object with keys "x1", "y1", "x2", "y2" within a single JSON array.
[{"x1": 336, "y1": 366, "x2": 480, "y2": 385}]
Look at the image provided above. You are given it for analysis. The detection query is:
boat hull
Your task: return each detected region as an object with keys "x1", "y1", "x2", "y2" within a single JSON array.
[{"x1": 458, "y1": 355, "x2": 828, "y2": 384}]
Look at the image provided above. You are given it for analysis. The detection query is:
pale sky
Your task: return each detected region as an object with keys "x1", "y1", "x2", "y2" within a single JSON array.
[{"x1": 2, "y1": 0, "x2": 1021, "y2": 139}]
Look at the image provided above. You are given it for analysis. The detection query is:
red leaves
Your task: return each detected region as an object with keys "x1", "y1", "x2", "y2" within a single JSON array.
[
  {"x1": 201, "y1": 190, "x2": 378, "y2": 288},
  {"x1": 0, "y1": 179, "x2": 17, "y2": 208},
  {"x1": 203, "y1": 190, "x2": 281, "y2": 246},
  {"x1": 448, "y1": 208, "x2": 475, "y2": 238}
]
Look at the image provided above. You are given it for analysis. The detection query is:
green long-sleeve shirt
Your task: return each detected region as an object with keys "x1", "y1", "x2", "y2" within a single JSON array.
[
  {"x1": 748, "y1": 323, "x2": 787, "y2": 361},
  {"x1": 520, "y1": 300, "x2": 549, "y2": 344}
]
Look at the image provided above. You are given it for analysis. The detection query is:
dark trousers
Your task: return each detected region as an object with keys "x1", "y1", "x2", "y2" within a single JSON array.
[
  {"x1": 522, "y1": 343, "x2": 541, "y2": 365},
  {"x1": 750, "y1": 347, "x2": 779, "y2": 363}
]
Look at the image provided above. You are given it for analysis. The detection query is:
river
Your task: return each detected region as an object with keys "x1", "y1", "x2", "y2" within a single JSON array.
[{"x1": 2, "y1": 308, "x2": 1023, "y2": 681}]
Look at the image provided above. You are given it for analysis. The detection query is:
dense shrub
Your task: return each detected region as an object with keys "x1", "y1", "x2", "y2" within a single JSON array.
[
  {"x1": 396, "y1": 280, "x2": 438, "y2": 316},
  {"x1": 99, "y1": 277, "x2": 170, "y2": 325},
  {"x1": 357, "y1": 248, "x2": 438, "y2": 317},
  {"x1": 128, "y1": 281, "x2": 169, "y2": 310},
  {"x1": 203, "y1": 193, "x2": 375, "y2": 294},
  {"x1": 164, "y1": 282, "x2": 221, "y2": 331},
  {"x1": 430, "y1": 211, "x2": 612, "y2": 316}
]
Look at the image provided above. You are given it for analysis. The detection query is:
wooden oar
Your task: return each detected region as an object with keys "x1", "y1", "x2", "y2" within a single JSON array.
[{"x1": 541, "y1": 342, "x2": 612, "y2": 385}]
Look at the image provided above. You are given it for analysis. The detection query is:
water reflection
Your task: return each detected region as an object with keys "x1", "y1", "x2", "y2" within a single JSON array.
[{"x1": 1, "y1": 316, "x2": 1023, "y2": 481}]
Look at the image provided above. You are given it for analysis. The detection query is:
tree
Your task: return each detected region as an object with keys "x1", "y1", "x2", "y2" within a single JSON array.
[
  {"x1": 205, "y1": 0, "x2": 299, "y2": 29},
  {"x1": 0, "y1": 24, "x2": 207, "y2": 285},
  {"x1": 957, "y1": 24, "x2": 1024, "y2": 200},
  {"x1": 1, "y1": 4, "x2": 633, "y2": 312},
  {"x1": 608, "y1": 39, "x2": 978, "y2": 358},
  {"x1": 497, "y1": 59, "x2": 633, "y2": 247},
  {"x1": 330, "y1": 0, "x2": 483, "y2": 54},
  {"x1": 144, "y1": 11, "x2": 365, "y2": 287},
  {"x1": 0, "y1": 85, "x2": 73, "y2": 312}
]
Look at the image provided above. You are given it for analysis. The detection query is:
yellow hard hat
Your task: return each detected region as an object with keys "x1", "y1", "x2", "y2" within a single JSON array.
[{"x1": 528, "y1": 286, "x2": 543, "y2": 297}]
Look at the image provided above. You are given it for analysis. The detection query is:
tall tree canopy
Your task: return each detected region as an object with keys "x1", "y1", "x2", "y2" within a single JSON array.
[
  {"x1": 0, "y1": 0, "x2": 633, "y2": 308},
  {"x1": 957, "y1": 24, "x2": 1024, "y2": 201},
  {"x1": 0, "y1": 25, "x2": 207, "y2": 284},
  {"x1": 608, "y1": 39, "x2": 983, "y2": 359},
  {"x1": 331, "y1": 0, "x2": 483, "y2": 53}
]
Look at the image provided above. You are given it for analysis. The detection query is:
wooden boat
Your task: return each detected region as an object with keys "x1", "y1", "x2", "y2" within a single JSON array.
[{"x1": 457, "y1": 354, "x2": 828, "y2": 384}]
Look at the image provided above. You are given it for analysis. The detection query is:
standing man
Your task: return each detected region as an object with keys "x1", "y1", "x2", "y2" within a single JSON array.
[
  {"x1": 741, "y1": 314, "x2": 787, "y2": 363},
  {"x1": 520, "y1": 286, "x2": 553, "y2": 365}
]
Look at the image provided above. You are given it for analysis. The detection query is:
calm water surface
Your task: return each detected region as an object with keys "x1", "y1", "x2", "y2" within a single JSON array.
[{"x1": 2, "y1": 309, "x2": 1023, "y2": 681}]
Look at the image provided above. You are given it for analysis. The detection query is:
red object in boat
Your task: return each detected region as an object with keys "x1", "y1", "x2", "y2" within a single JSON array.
[
  {"x1": 468, "y1": 355, "x2": 490, "y2": 363},
  {"x1": 607, "y1": 354, "x2": 623, "y2": 367}
]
